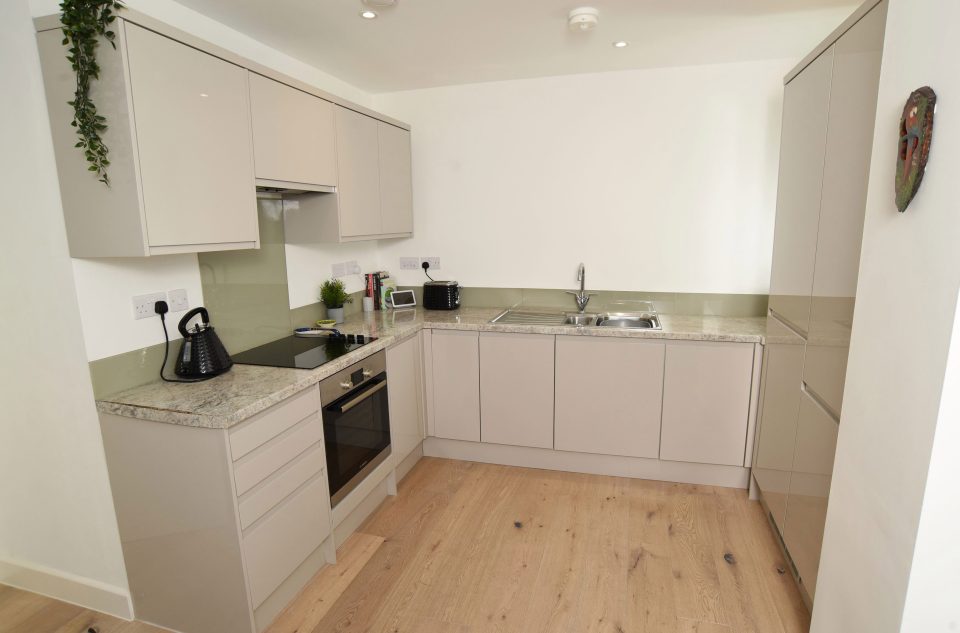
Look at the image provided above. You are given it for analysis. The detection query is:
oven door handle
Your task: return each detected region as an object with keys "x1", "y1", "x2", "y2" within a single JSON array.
[{"x1": 333, "y1": 380, "x2": 387, "y2": 414}]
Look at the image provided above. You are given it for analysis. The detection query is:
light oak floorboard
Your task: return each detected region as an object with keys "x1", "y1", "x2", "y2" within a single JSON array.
[
  {"x1": 295, "y1": 458, "x2": 809, "y2": 633},
  {"x1": 0, "y1": 585, "x2": 165, "y2": 633}
]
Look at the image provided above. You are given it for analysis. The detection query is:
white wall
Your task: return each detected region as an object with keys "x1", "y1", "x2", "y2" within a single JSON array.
[
  {"x1": 28, "y1": 0, "x2": 374, "y2": 357},
  {"x1": 373, "y1": 60, "x2": 789, "y2": 292},
  {"x1": 811, "y1": 1, "x2": 960, "y2": 631},
  {"x1": 285, "y1": 241, "x2": 381, "y2": 309},
  {"x1": 0, "y1": 0, "x2": 131, "y2": 616}
]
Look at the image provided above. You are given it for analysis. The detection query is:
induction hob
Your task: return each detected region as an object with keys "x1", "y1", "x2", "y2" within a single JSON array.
[{"x1": 231, "y1": 334, "x2": 376, "y2": 370}]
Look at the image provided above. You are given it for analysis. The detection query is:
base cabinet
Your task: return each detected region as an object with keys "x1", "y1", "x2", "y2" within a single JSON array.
[
  {"x1": 387, "y1": 333, "x2": 426, "y2": 462},
  {"x1": 480, "y1": 332, "x2": 555, "y2": 449},
  {"x1": 99, "y1": 386, "x2": 333, "y2": 633},
  {"x1": 660, "y1": 341, "x2": 756, "y2": 466},
  {"x1": 554, "y1": 336, "x2": 664, "y2": 458},
  {"x1": 430, "y1": 330, "x2": 481, "y2": 442}
]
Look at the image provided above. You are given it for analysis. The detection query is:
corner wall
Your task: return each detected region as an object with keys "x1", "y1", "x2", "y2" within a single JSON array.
[
  {"x1": 811, "y1": 0, "x2": 960, "y2": 630},
  {"x1": 0, "y1": 0, "x2": 131, "y2": 616},
  {"x1": 373, "y1": 59, "x2": 790, "y2": 292}
]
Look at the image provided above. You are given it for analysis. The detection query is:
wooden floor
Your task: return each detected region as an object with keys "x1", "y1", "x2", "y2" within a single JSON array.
[
  {"x1": 0, "y1": 457, "x2": 809, "y2": 633},
  {"x1": 270, "y1": 457, "x2": 809, "y2": 633}
]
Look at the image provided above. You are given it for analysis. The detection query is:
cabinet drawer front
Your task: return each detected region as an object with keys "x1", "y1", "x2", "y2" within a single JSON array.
[
  {"x1": 238, "y1": 445, "x2": 325, "y2": 530},
  {"x1": 243, "y1": 474, "x2": 330, "y2": 608},
  {"x1": 233, "y1": 416, "x2": 323, "y2": 496},
  {"x1": 229, "y1": 386, "x2": 320, "y2": 460}
]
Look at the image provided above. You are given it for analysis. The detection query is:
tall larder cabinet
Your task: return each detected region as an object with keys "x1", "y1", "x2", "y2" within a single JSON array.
[{"x1": 753, "y1": 0, "x2": 886, "y2": 606}]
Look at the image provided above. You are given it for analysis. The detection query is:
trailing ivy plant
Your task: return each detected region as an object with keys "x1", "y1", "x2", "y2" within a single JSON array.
[{"x1": 60, "y1": 0, "x2": 124, "y2": 186}]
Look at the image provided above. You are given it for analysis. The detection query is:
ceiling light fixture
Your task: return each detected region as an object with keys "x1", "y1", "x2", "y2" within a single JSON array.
[
  {"x1": 568, "y1": 7, "x2": 599, "y2": 31},
  {"x1": 360, "y1": 9, "x2": 378, "y2": 19},
  {"x1": 613, "y1": 40, "x2": 629, "y2": 48}
]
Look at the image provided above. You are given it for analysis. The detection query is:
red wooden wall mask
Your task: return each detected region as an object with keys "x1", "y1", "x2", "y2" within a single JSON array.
[{"x1": 896, "y1": 86, "x2": 936, "y2": 213}]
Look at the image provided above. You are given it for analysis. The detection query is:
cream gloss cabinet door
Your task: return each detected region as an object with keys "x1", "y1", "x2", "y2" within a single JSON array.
[
  {"x1": 334, "y1": 106, "x2": 382, "y2": 238},
  {"x1": 387, "y1": 333, "x2": 425, "y2": 462},
  {"x1": 767, "y1": 47, "x2": 835, "y2": 335},
  {"x1": 124, "y1": 23, "x2": 258, "y2": 249},
  {"x1": 660, "y1": 341, "x2": 755, "y2": 466},
  {"x1": 431, "y1": 330, "x2": 480, "y2": 442},
  {"x1": 378, "y1": 122, "x2": 413, "y2": 235},
  {"x1": 479, "y1": 333, "x2": 555, "y2": 449},
  {"x1": 554, "y1": 336, "x2": 665, "y2": 459},
  {"x1": 248, "y1": 73, "x2": 337, "y2": 187}
]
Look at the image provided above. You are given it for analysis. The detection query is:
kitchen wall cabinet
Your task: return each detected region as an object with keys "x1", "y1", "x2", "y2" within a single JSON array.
[
  {"x1": 803, "y1": 4, "x2": 886, "y2": 417},
  {"x1": 99, "y1": 386, "x2": 333, "y2": 633},
  {"x1": 554, "y1": 336, "x2": 664, "y2": 458},
  {"x1": 767, "y1": 47, "x2": 835, "y2": 334},
  {"x1": 480, "y1": 333, "x2": 555, "y2": 449},
  {"x1": 387, "y1": 333, "x2": 426, "y2": 462},
  {"x1": 286, "y1": 106, "x2": 414, "y2": 243},
  {"x1": 37, "y1": 22, "x2": 259, "y2": 257},
  {"x1": 378, "y1": 121, "x2": 414, "y2": 235},
  {"x1": 782, "y1": 391, "x2": 838, "y2": 600},
  {"x1": 660, "y1": 341, "x2": 756, "y2": 466},
  {"x1": 430, "y1": 330, "x2": 480, "y2": 442},
  {"x1": 248, "y1": 73, "x2": 337, "y2": 189}
]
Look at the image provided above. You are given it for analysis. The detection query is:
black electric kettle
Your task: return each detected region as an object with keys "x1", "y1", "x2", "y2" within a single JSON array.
[{"x1": 174, "y1": 307, "x2": 233, "y2": 379}]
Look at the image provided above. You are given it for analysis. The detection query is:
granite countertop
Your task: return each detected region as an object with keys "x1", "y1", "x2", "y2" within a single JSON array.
[{"x1": 96, "y1": 307, "x2": 766, "y2": 429}]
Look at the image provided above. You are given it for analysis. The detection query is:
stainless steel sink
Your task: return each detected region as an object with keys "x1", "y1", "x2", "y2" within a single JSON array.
[
  {"x1": 595, "y1": 312, "x2": 662, "y2": 330},
  {"x1": 491, "y1": 309, "x2": 662, "y2": 330}
]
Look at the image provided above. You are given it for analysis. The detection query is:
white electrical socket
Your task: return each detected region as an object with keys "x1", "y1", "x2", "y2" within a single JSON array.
[
  {"x1": 167, "y1": 288, "x2": 189, "y2": 312},
  {"x1": 421, "y1": 257, "x2": 441, "y2": 270},
  {"x1": 399, "y1": 257, "x2": 420, "y2": 270},
  {"x1": 132, "y1": 292, "x2": 167, "y2": 320},
  {"x1": 331, "y1": 262, "x2": 347, "y2": 277}
]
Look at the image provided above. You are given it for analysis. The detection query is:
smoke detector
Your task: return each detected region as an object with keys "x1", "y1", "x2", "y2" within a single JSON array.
[
  {"x1": 568, "y1": 7, "x2": 599, "y2": 31},
  {"x1": 363, "y1": 0, "x2": 397, "y2": 6}
]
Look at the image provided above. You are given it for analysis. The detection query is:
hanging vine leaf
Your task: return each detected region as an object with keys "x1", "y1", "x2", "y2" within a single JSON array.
[{"x1": 60, "y1": 0, "x2": 124, "y2": 186}]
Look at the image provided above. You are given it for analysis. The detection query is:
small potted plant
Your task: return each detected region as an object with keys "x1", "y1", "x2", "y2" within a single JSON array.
[{"x1": 320, "y1": 279, "x2": 352, "y2": 324}]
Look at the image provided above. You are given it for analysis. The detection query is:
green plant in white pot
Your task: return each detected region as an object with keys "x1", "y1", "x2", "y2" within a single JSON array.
[{"x1": 320, "y1": 279, "x2": 352, "y2": 324}]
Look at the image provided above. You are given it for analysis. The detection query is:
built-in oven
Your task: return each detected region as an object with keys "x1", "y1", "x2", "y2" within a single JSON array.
[{"x1": 319, "y1": 350, "x2": 391, "y2": 507}]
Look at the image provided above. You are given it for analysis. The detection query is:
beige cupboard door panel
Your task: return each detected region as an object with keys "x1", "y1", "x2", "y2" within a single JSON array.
[
  {"x1": 660, "y1": 341, "x2": 755, "y2": 466},
  {"x1": 803, "y1": 4, "x2": 886, "y2": 416},
  {"x1": 387, "y1": 334, "x2": 425, "y2": 462},
  {"x1": 249, "y1": 73, "x2": 337, "y2": 187},
  {"x1": 479, "y1": 333, "x2": 555, "y2": 449},
  {"x1": 752, "y1": 317, "x2": 806, "y2": 534},
  {"x1": 378, "y1": 123, "x2": 413, "y2": 235},
  {"x1": 767, "y1": 47, "x2": 835, "y2": 334},
  {"x1": 555, "y1": 336, "x2": 665, "y2": 459},
  {"x1": 124, "y1": 23, "x2": 258, "y2": 247},
  {"x1": 431, "y1": 330, "x2": 480, "y2": 442},
  {"x1": 783, "y1": 390, "x2": 838, "y2": 599},
  {"x1": 335, "y1": 106, "x2": 382, "y2": 237},
  {"x1": 242, "y1": 474, "x2": 331, "y2": 609}
]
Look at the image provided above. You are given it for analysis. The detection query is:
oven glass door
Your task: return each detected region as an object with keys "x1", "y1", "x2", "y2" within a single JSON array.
[{"x1": 323, "y1": 372, "x2": 390, "y2": 504}]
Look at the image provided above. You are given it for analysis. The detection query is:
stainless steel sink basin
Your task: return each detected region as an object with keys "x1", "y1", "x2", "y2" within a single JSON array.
[
  {"x1": 595, "y1": 313, "x2": 662, "y2": 329},
  {"x1": 491, "y1": 309, "x2": 662, "y2": 330},
  {"x1": 563, "y1": 313, "x2": 596, "y2": 326}
]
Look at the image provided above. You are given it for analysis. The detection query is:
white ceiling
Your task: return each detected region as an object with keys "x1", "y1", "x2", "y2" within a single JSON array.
[{"x1": 174, "y1": 0, "x2": 860, "y2": 93}]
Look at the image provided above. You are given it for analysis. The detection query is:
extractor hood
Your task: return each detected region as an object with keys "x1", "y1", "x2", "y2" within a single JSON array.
[{"x1": 255, "y1": 178, "x2": 336, "y2": 198}]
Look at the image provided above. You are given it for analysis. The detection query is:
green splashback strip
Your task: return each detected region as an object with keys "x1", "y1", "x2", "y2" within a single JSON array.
[{"x1": 400, "y1": 286, "x2": 768, "y2": 317}]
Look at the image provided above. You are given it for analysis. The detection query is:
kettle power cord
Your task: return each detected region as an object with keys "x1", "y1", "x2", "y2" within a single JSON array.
[{"x1": 155, "y1": 301, "x2": 212, "y2": 383}]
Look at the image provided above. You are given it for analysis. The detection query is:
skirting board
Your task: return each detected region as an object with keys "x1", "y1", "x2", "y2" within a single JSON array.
[
  {"x1": 423, "y1": 438, "x2": 751, "y2": 489},
  {"x1": 0, "y1": 557, "x2": 133, "y2": 619}
]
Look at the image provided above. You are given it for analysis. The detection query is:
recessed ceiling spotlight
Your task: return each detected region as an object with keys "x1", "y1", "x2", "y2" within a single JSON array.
[
  {"x1": 568, "y1": 7, "x2": 599, "y2": 31},
  {"x1": 360, "y1": 9, "x2": 378, "y2": 19},
  {"x1": 613, "y1": 40, "x2": 629, "y2": 48}
]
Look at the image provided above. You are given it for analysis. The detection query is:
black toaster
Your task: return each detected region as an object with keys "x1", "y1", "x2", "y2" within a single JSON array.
[{"x1": 423, "y1": 281, "x2": 460, "y2": 310}]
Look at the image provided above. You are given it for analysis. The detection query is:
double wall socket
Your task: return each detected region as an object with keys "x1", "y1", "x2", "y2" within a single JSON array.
[
  {"x1": 399, "y1": 257, "x2": 441, "y2": 270},
  {"x1": 331, "y1": 260, "x2": 361, "y2": 278},
  {"x1": 132, "y1": 289, "x2": 190, "y2": 320}
]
